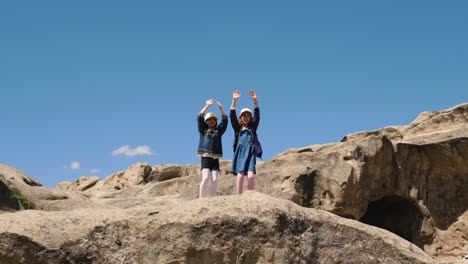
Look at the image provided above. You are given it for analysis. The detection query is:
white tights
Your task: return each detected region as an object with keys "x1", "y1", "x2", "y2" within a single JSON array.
[{"x1": 199, "y1": 169, "x2": 219, "y2": 198}]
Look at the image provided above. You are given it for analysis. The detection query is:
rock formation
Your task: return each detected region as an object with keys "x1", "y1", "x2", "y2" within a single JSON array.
[
  {"x1": 1, "y1": 103, "x2": 467, "y2": 263},
  {"x1": 0, "y1": 192, "x2": 434, "y2": 264},
  {"x1": 0, "y1": 174, "x2": 21, "y2": 211}
]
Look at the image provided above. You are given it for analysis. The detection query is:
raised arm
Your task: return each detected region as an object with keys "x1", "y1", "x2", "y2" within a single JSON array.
[
  {"x1": 249, "y1": 90, "x2": 260, "y2": 129},
  {"x1": 216, "y1": 101, "x2": 228, "y2": 135},
  {"x1": 216, "y1": 100, "x2": 227, "y2": 117},
  {"x1": 230, "y1": 90, "x2": 241, "y2": 131},
  {"x1": 249, "y1": 90, "x2": 258, "y2": 109},
  {"x1": 230, "y1": 90, "x2": 241, "y2": 110}
]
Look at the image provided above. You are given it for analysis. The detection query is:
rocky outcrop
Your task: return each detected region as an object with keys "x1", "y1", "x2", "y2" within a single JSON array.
[
  {"x1": 61, "y1": 176, "x2": 100, "y2": 192},
  {"x1": 61, "y1": 163, "x2": 202, "y2": 197},
  {"x1": 100, "y1": 162, "x2": 152, "y2": 191},
  {"x1": 0, "y1": 192, "x2": 434, "y2": 264},
  {"x1": 397, "y1": 138, "x2": 468, "y2": 230},
  {"x1": 396, "y1": 138, "x2": 468, "y2": 258},
  {"x1": 58, "y1": 163, "x2": 152, "y2": 195},
  {"x1": 178, "y1": 103, "x2": 468, "y2": 261},
  {"x1": 343, "y1": 103, "x2": 468, "y2": 145},
  {"x1": 146, "y1": 164, "x2": 199, "y2": 182},
  {"x1": 0, "y1": 232, "x2": 63, "y2": 264},
  {"x1": 0, "y1": 175, "x2": 21, "y2": 211},
  {"x1": 1, "y1": 103, "x2": 467, "y2": 262},
  {"x1": 0, "y1": 164, "x2": 102, "y2": 211},
  {"x1": 0, "y1": 164, "x2": 41, "y2": 188}
]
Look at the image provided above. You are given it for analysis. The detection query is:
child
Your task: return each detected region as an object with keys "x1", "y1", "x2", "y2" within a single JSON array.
[
  {"x1": 230, "y1": 90, "x2": 261, "y2": 194},
  {"x1": 197, "y1": 99, "x2": 228, "y2": 198}
]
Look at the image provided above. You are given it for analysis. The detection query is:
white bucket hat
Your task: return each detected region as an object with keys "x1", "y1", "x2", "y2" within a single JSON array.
[
  {"x1": 239, "y1": 108, "x2": 253, "y2": 117},
  {"x1": 204, "y1": 112, "x2": 218, "y2": 122}
]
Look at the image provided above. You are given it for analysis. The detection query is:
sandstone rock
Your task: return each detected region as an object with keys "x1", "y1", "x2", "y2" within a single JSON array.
[
  {"x1": 0, "y1": 232, "x2": 64, "y2": 264},
  {"x1": 147, "y1": 164, "x2": 199, "y2": 182},
  {"x1": 56, "y1": 181, "x2": 72, "y2": 191},
  {"x1": 100, "y1": 162, "x2": 151, "y2": 191},
  {"x1": 177, "y1": 104, "x2": 468, "y2": 261},
  {"x1": 147, "y1": 176, "x2": 196, "y2": 196},
  {"x1": 0, "y1": 175, "x2": 21, "y2": 211},
  {"x1": 0, "y1": 164, "x2": 41, "y2": 187},
  {"x1": 0, "y1": 165, "x2": 102, "y2": 211},
  {"x1": 1, "y1": 103, "x2": 467, "y2": 263},
  {"x1": 342, "y1": 103, "x2": 468, "y2": 146},
  {"x1": 0, "y1": 192, "x2": 434, "y2": 264},
  {"x1": 424, "y1": 211, "x2": 468, "y2": 260},
  {"x1": 395, "y1": 138, "x2": 468, "y2": 259},
  {"x1": 66, "y1": 176, "x2": 100, "y2": 192}
]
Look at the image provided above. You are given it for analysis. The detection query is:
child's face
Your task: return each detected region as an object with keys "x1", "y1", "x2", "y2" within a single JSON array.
[
  {"x1": 206, "y1": 118, "x2": 217, "y2": 128},
  {"x1": 240, "y1": 113, "x2": 252, "y2": 125}
]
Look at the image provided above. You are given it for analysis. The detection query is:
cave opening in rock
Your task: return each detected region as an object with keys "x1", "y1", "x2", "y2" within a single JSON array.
[{"x1": 359, "y1": 196, "x2": 424, "y2": 245}]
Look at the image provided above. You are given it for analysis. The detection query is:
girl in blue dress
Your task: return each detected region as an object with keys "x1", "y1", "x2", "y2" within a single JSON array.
[{"x1": 230, "y1": 90, "x2": 261, "y2": 194}]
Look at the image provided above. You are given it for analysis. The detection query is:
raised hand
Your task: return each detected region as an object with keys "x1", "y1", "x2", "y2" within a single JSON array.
[
  {"x1": 233, "y1": 90, "x2": 241, "y2": 100},
  {"x1": 206, "y1": 99, "x2": 215, "y2": 106},
  {"x1": 249, "y1": 90, "x2": 257, "y2": 100},
  {"x1": 216, "y1": 100, "x2": 223, "y2": 108}
]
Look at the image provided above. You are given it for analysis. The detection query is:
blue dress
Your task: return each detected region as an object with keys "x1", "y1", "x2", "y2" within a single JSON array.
[{"x1": 232, "y1": 128, "x2": 256, "y2": 174}]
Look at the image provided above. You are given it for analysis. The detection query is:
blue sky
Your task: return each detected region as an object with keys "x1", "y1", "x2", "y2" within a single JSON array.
[{"x1": 1, "y1": 1, "x2": 467, "y2": 187}]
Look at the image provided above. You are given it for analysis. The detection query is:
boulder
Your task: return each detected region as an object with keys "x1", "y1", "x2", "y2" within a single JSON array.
[
  {"x1": 100, "y1": 162, "x2": 152, "y2": 191},
  {"x1": 66, "y1": 176, "x2": 100, "y2": 192},
  {"x1": 0, "y1": 192, "x2": 434, "y2": 264},
  {"x1": 0, "y1": 164, "x2": 41, "y2": 187},
  {"x1": 147, "y1": 164, "x2": 199, "y2": 182},
  {"x1": 0, "y1": 164, "x2": 101, "y2": 211}
]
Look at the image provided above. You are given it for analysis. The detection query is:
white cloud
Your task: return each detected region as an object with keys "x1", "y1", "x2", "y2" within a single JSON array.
[
  {"x1": 89, "y1": 168, "x2": 100, "y2": 174},
  {"x1": 70, "y1": 161, "x2": 80, "y2": 170},
  {"x1": 112, "y1": 145, "x2": 153, "y2": 157}
]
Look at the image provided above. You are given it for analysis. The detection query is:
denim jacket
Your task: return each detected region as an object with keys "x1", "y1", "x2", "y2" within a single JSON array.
[
  {"x1": 230, "y1": 108, "x2": 262, "y2": 158},
  {"x1": 197, "y1": 113, "x2": 228, "y2": 158}
]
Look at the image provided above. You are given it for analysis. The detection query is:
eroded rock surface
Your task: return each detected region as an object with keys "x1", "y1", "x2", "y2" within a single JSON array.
[
  {"x1": 0, "y1": 192, "x2": 434, "y2": 264},
  {"x1": 1, "y1": 103, "x2": 468, "y2": 262}
]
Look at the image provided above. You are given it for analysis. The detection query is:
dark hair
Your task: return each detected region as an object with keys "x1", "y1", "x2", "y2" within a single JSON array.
[{"x1": 238, "y1": 113, "x2": 252, "y2": 127}]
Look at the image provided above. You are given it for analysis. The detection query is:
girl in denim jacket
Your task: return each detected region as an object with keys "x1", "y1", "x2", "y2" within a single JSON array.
[
  {"x1": 197, "y1": 99, "x2": 228, "y2": 198},
  {"x1": 230, "y1": 90, "x2": 261, "y2": 194}
]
